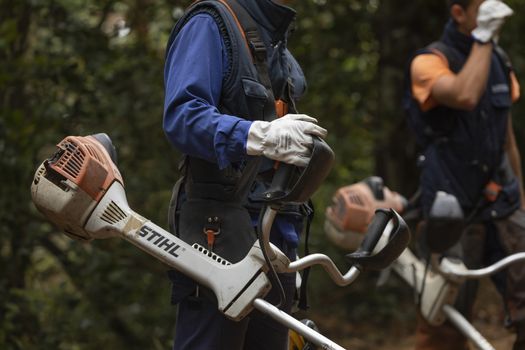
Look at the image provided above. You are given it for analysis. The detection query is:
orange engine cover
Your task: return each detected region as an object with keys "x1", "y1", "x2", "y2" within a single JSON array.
[
  {"x1": 47, "y1": 135, "x2": 123, "y2": 201},
  {"x1": 326, "y1": 181, "x2": 406, "y2": 233}
]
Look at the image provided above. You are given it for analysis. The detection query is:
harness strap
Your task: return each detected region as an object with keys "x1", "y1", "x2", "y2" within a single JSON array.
[
  {"x1": 220, "y1": 0, "x2": 278, "y2": 121},
  {"x1": 427, "y1": 41, "x2": 463, "y2": 73},
  {"x1": 297, "y1": 200, "x2": 314, "y2": 311},
  {"x1": 168, "y1": 157, "x2": 188, "y2": 235}
]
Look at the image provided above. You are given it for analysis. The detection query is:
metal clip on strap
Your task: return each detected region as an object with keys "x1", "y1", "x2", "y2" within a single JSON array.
[
  {"x1": 204, "y1": 216, "x2": 221, "y2": 251},
  {"x1": 246, "y1": 31, "x2": 267, "y2": 61}
]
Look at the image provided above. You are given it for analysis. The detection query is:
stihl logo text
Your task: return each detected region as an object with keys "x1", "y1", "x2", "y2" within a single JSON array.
[{"x1": 138, "y1": 225, "x2": 181, "y2": 258}]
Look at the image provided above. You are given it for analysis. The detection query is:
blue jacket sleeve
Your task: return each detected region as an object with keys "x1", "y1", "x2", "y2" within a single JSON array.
[{"x1": 163, "y1": 14, "x2": 252, "y2": 169}]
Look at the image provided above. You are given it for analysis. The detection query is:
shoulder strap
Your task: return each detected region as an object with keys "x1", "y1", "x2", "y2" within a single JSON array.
[
  {"x1": 493, "y1": 44, "x2": 515, "y2": 95},
  {"x1": 403, "y1": 41, "x2": 462, "y2": 149},
  {"x1": 426, "y1": 41, "x2": 463, "y2": 73},
  {"x1": 218, "y1": 0, "x2": 278, "y2": 121},
  {"x1": 169, "y1": 0, "x2": 278, "y2": 120},
  {"x1": 494, "y1": 44, "x2": 513, "y2": 72}
]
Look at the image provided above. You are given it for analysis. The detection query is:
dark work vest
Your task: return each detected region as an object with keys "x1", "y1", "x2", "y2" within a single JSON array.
[
  {"x1": 405, "y1": 20, "x2": 516, "y2": 218},
  {"x1": 166, "y1": 0, "x2": 305, "y2": 203}
]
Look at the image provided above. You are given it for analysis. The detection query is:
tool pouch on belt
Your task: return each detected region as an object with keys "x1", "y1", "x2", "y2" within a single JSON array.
[
  {"x1": 178, "y1": 198, "x2": 257, "y2": 263},
  {"x1": 166, "y1": 159, "x2": 260, "y2": 305},
  {"x1": 481, "y1": 154, "x2": 521, "y2": 221},
  {"x1": 169, "y1": 157, "x2": 260, "y2": 264}
]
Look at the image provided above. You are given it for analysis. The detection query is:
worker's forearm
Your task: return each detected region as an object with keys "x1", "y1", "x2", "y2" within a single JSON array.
[
  {"x1": 508, "y1": 150, "x2": 525, "y2": 208},
  {"x1": 432, "y1": 43, "x2": 494, "y2": 110},
  {"x1": 505, "y1": 117, "x2": 525, "y2": 207},
  {"x1": 454, "y1": 43, "x2": 493, "y2": 106}
]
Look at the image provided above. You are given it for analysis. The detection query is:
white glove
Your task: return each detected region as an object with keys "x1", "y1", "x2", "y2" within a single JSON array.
[
  {"x1": 471, "y1": 0, "x2": 513, "y2": 44},
  {"x1": 246, "y1": 114, "x2": 328, "y2": 167}
]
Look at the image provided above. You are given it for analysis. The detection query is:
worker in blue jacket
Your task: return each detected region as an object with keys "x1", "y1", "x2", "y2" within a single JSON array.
[{"x1": 163, "y1": 0, "x2": 327, "y2": 349}]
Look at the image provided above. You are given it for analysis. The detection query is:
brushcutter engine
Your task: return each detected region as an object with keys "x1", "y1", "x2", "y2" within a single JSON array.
[
  {"x1": 31, "y1": 133, "x2": 126, "y2": 241},
  {"x1": 325, "y1": 176, "x2": 407, "y2": 251}
]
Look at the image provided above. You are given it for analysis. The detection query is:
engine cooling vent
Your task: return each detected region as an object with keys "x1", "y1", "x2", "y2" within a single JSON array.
[
  {"x1": 33, "y1": 164, "x2": 46, "y2": 185},
  {"x1": 55, "y1": 140, "x2": 85, "y2": 180},
  {"x1": 100, "y1": 201, "x2": 128, "y2": 224},
  {"x1": 347, "y1": 192, "x2": 364, "y2": 206},
  {"x1": 84, "y1": 143, "x2": 104, "y2": 163},
  {"x1": 192, "y1": 243, "x2": 231, "y2": 266}
]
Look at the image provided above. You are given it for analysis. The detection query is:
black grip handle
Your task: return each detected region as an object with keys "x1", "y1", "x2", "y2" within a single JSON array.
[
  {"x1": 345, "y1": 209, "x2": 410, "y2": 270},
  {"x1": 264, "y1": 163, "x2": 295, "y2": 200},
  {"x1": 261, "y1": 137, "x2": 334, "y2": 204},
  {"x1": 359, "y1": 209, "x2": 392, "y2": 253}
]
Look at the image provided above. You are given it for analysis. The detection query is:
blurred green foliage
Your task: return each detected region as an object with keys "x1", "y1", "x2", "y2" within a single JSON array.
[{"x1": 1, "y1": 0, "x2": 524, "y2": 348}]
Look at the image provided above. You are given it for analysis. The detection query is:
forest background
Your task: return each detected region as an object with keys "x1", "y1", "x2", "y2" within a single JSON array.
[{"x1": 2, "y1": 0, "x2": 525, "y2": 349}]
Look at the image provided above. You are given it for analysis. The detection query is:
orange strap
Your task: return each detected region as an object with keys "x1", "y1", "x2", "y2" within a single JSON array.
[
  {"x1": 484, "y1": 181, "x2": 502, "y2": 202},
  {"x1": 275, "y1": 99, "x2": 288, "y2": 118},
  {"x1": 217, "y1": 0, "x2": 252, "y2": 61},
  {"x1": 205, "y1": 229, "x2": 217, "y2": 250}
]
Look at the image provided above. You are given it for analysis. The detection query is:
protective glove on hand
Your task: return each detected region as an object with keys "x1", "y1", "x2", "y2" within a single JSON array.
[
  {"x1": 471, "y1": 0, "x2": 513, "y2": 44},
  {"x1": 246, "y1": 114, "x2": 328, "y2": 167}
]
